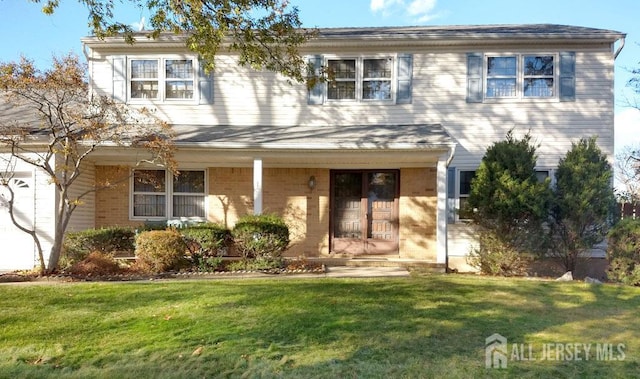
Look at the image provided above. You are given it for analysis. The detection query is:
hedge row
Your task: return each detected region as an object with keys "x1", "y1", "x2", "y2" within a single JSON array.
[{"x1": 61, "y1": 214, "x2": 289, "y2": 274}]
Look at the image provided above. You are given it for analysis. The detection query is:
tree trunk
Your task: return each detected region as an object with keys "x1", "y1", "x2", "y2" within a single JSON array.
[{"x1": 46, "y1": 230, "x2": 65, "y2": 274}]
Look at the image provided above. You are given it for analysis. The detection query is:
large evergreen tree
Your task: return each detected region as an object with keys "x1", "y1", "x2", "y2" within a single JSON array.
[
  {"x1": 466, "y1": 130, "x2": 552, "y2": 275},
  {"x1": 551, "y1": 137, "x2": 616, "y2": 272}
]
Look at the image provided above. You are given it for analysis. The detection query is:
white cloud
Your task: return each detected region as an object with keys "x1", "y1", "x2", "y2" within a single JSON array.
[
  {"x1": 370, "y1": 0, "x2": 439, "y2": 23},
  {"x1": 407, "y1": 0, "x2": 437, "y2": 21},
  {"x1": 370, "y1": 0, "x2": 404, "y2": 14}
]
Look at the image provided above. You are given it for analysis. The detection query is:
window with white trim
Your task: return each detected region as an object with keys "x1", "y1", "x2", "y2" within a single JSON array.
[
  {"x1": 132, "y1": 169, "x2": 206, "y2": 220},
  {"x1": 535, "y1": 169, "x2": 556, "y2": 186},
  {"x1": 458, "y1": 170, "x2": 476, "y2": 220},
  {"x1": 327, "y1": 57, "x2": 394, "y2": 102},
  {"x1": 485, "y1": 54, "x2": 556, "y2": 99},
  {"x1": 129, "y1": 58, "x2": 195, "y2": 101}
]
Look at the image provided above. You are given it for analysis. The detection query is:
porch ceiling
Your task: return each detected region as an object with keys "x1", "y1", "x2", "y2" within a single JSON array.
[{"x1": 91, "y1": 123, "x2": 455, "y2": 168}]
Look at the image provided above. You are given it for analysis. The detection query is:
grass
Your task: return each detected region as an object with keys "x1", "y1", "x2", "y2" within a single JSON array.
[{"x1": 0, "y1": 274, "x2": 638, "y2": 378}]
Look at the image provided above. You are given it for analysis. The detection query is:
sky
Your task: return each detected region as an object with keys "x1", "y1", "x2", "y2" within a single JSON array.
[{"x1": 0, "y1": 0, "x2": 639, "y2": 156}]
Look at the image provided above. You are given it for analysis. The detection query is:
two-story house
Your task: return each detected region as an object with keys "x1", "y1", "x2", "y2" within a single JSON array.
[{"x1": 0, "y1": 24, "x2": 625, "y2": 271}]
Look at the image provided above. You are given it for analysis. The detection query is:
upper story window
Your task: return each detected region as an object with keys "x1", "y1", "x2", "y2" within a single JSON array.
[
  {"x1": 327, "y1": 59, "x2": 356, "y2": 100},
  {"x1": 307, "y1": 54, "x2": 411, "y2": 105},
  {"x1": 485, "y1": 55, "x2": 555, "y2": 99},
  {"x1": 326, "y1": 57, "x2": 393, "y2": 102},
  {"x1": 467, "y1": 52, "x2": 574, "y2": 103},
  {"x1": 362, "y1": 58, "x2": 393, "y2": 100},
  {"x1": 129, "y1": 58, "x2": 195, "y2": 101}
]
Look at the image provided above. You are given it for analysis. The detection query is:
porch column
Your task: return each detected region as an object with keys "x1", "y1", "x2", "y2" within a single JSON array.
[
  {"x1": 436, "y1": 155, "x2": 448, "y2": 265},
  {"x1": 253, "y1": 158, "x2": 263, "y2": 215}
]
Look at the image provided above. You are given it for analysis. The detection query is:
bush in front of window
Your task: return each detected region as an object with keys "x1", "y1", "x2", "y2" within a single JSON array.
[
  {"x1": 607, "y1": 218, "x2": 640, "y2": 286},
  {"x1": 180, "y1": 223, "x2": 232, "y2": 272},
  {"x1": 134, "y1": 230, "x2": 189, "y2": 273},
  {"x1": 232, "y1": 214, "x2": 290, "y2": 262},
  {"x1": 466, "y1": 129, "x2": 552, "y2": 275},
  {"x1": 61, "y1": 227, "x2": 136, "y2": 269},
  {"x1": 467, "y1": 230, "x2": 533, "y2": 276}
]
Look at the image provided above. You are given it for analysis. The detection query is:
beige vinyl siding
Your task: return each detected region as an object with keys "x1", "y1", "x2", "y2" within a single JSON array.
[
  {"x1": 87, "y1": 44, "x2": 615, "y2": 170},
  {"x1": 67, "y1": 161, "x2": 96, "y2": 232}
]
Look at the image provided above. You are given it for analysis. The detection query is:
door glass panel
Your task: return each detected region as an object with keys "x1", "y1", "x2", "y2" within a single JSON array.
[
  {"x1": 367, "y1": 172, "x2": 396, "y2": 239},
  {"x1": 333, "y1": 173, "x2": 362, "y2": 238}
]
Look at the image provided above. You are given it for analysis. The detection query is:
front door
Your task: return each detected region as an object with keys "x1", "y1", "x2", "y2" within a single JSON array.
[{"x1": 331, "y1": 170, "x2": 399, "y2": 255}]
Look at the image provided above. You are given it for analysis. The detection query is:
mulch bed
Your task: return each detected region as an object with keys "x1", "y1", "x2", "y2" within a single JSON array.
[{"x1": 0, "y1": 263, "x2": 326, "y2": 283}]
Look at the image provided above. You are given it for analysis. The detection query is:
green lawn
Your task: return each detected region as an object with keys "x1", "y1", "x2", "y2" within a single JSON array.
[{"x1": 0, "y1": 274, "x2": 638, "y2": 378}]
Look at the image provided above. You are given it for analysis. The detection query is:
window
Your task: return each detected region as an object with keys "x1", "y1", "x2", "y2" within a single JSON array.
[
  {"x1": 327, "y1": 59, "x2": 356, "y2": 100},
  {"x1": 327, "y1": 57, "x2": 394, "y2": 101},
  {"x1": 165, "y1": 60, "x2": 194, "y2": 99},
  {"x1": 458, "y1": 170, "x2": 476, "y2": 220},
  {"x1": 173, "y1": 171, "x2": 205, "y2": 217},
  {"x1": 536, "y1": 170, "x2": 550, "y2": 183},
  {"x1": 129, "y1": 58, "x2": 195, "y2": 101},
  {"x1": 485, "y1": 54, "x2": 555, "y2": 99},
  {"x1": 362, "y1": 58, "x2": 392, "y2": 100},
  {"x1": 132, "y1": 169, "x2": 205, "y2": 220},
  {"x1": 523, "y1": 56, "x2": 554, "y2": 97},
  {"x1": 486, "y1": 57, "x2": 516, "y2": 98},
  {"x1": 131, "y1": 60, "x2": 159, "y2": 99}
]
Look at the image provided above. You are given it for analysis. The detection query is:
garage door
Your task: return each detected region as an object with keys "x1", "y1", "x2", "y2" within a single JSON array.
[{"x1": 0, "y1": 173, "x2": 36, "y2": 271}]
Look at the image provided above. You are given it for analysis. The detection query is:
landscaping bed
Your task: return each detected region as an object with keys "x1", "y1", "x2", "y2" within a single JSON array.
[{"x1": 0, "y1": 258, "x2": 326, "y2": 283}]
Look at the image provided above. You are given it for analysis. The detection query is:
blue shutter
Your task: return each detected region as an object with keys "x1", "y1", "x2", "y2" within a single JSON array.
[
  {"x1": 396, "y1": 53, "x2": 413, "y2": 104},
  {"x1": 466, "y1": 53, "x2": 483, "y2": 103},
  {"x1": 112, "y1": 57, "x2": 126, "y2": 102},
  {"x1": 307, "y1": 55, "x2": 324, "y2": 105},
  {"x1": 198, "y1": 62, "x2": 214, "y2": 105},
  {"x1": 559, "y1": 52, "x2": 576, "y2": 102}
]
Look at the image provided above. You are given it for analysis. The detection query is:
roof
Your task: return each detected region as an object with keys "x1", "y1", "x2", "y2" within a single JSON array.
[
  {"x1": 81, "y1": 24, "x2": 625, "y2": 49},
  {"x1": 0, "y1": 97, "x2": 42, "y2": 127},
  {"x1": 314, "y1": 24, "x2": 625, "y2": 40},
  {"x1": 171, "y1": 123, "x2": 454, "y2": 151}
]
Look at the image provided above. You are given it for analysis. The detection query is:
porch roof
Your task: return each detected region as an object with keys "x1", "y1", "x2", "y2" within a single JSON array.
[{"x1": 171, "y1": 123, "x2": 454, "y2": 151}]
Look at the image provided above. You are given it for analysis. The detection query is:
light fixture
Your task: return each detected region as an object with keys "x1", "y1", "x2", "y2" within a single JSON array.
[{"x1": 308, "y1": 175, "x2": 316, "y2": 190}]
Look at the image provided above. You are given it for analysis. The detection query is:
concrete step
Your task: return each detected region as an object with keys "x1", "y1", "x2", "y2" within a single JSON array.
[{"x1": 310, "y1": 257, "x2": 446, "y2": 273}]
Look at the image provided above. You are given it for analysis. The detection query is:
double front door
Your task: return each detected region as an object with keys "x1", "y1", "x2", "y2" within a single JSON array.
[{"x1": 331, "y1": 170, "x2": 399, "y2": 255}]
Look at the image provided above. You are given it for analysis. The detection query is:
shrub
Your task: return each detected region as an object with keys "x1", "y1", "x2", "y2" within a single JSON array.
[
  {"x1": 135, "y1": 230, "x2": 188, "y2": 273},
  {"x1": 466, "y1": 130, "x2": 552, "y2": 267},
  {"x1": 232, "y1": 214, "x2": 290, "y2": 260},
  {"x1": 61, "y1": 227, "x2": 136, "y2": 269},
  {"x1": 181, "y1": 223, "x2": 232, "y2": 256},
  {"x1": 180, "y1": 223, "x2": 231, "y2": 272},
  {"x1": 550, "y1": 137, "x2": 616, "y2": 272},
  {"x1": 68, "y1": 252, "x2": 122, "y2": 276},
  {"x1": 467, "y1": 230, "x2": 532, "y2": 276},
  {"x1": 226, "y1": 257, "x2": 284, "y2": 272},
  {"x1": 607, "y1": 218, "x2": 640, "y2": 285}
]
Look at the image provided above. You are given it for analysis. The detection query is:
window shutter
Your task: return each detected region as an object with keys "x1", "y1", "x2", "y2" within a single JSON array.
[
  {"x1": 466, "y1": 53, "x2": 483, "y2": 103},
  {"x1": 307, "y1": 55, "x2": 324, "y2": 105},
  {"x1": 112, "y1": 57, "x2": 126, "y2": 102},
  {"x1": 396, "y1": 53, "x2": 413, "y2": 104},
  {"x1": 447, "y1": 167, "x2": 456, "y2": 198},
  {"x1": 198, "y1": 62, "x2": 214, "y2": 104},
  {"x1": 559, "y1": 52, "x2": 576, "y2": 102}
]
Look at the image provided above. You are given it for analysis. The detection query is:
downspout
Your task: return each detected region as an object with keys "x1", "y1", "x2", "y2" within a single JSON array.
[
  {"x1": 441, "y1": 143, "x2": 457, "y2": 271},
  {"x1": 614, "y1": 36, "x2": 625, "y2": 60}
]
